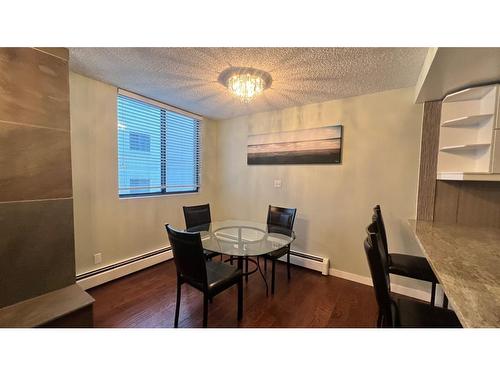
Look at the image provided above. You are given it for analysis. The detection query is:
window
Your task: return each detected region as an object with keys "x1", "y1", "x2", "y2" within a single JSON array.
[{"x1": 117, "y1": 90, "x2": 200, "y2": 197}]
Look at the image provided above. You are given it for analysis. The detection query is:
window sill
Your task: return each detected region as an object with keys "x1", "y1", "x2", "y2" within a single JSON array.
[{"x1": 118, "y1": 191, "x2": 200, "y2": 200}]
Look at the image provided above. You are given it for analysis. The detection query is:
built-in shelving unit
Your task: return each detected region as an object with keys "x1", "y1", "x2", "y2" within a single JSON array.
[{"x1": 437, "y1": 84, "x2": 500, "y2": 181}]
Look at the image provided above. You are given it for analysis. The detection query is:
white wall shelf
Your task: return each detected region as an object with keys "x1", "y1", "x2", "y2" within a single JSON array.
[
  {"x1": 441, "y1": 114, "x2": 494, "y2": 127},
  {"x1": 443, "y1": 85, "x2": 497, "y2": 103},
  {"x1": 439, "y1": 143, "x2": 490, "y2": 152},
  {"x1": 437, "y1": 84, "x2": 500, "y2": 179},
  {"x1": 437, "y1": 172, "x2": 500, "y2": 181}
]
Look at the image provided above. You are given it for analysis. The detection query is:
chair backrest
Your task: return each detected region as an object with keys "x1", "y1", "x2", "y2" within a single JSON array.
[
  {"x1": 183, "y1": 204, "x2": 211, "y2": 230},
  {"x1": 373, "y1": 204, "x2": 389, "y2": 257},
  {"x1": 267, "y1": 205, "x2": 297, "y2": 230},
  {"x1": 165, "y1": 224, "x2": 207, "y2": 289},
  {"x1": 364, "y1": 221, "x2": 394, "y2": 327}
]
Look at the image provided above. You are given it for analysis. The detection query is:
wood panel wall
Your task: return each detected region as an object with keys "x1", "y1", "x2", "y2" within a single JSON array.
[
  {"x1": 417, "y1": 100, "x2": 500, "y2": 227},
  {"x1": 0, "y1": 48, "x2": 75, "y2": 308},
  {"x1": 417, "y1": 101, "x2": 441, "y2": 221}
]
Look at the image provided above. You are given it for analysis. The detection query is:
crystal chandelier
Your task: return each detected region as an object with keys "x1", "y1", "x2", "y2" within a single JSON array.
[{"x1": 218, "y1": 67, "x2": 272, "y2": 103}]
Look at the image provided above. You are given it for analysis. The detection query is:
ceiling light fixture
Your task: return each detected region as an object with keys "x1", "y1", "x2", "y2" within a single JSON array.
[{"x1": 218, "y1": 67, "x2": 272, "y2": 103}]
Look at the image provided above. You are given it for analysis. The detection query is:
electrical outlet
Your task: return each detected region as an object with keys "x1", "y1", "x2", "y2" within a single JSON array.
[
  {"x1": 274, "y1": 179, "x2": 282, "y2": 188},
  {"x1": 94, "y1": 253, "x2": 102, "y2": 265}
]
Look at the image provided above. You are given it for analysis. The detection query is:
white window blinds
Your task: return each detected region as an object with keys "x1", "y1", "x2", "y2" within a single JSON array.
[{"x1": 117, "y1": 90, "x2": 200, "y2": 196}]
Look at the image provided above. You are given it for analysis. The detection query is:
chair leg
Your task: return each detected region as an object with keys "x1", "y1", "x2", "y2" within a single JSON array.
[
  {"x1": 203, "y1": 294, "x2": 209, "y2": 328},
  {"x1": 237, "y1": 279, "x2": 243, "y2": 321},
  {"x1": 376, "y1": 310, "x2": 383, "y2": 328},
  {"x1": 174, "y1": 281, "x2": 181, "y2": 328},
  {"x1": 271, "y1": 259, "x2": 276, "y2": 295},
  {"x1": 264, "y1": 258, "x2": 267, "y2": 273},
  {"x1": 430, "y1": 282, "x2": 436, "y2": 306},
  {"x1": 245, "y1": 256, "x2": 249, "y2": 282},
  {"x1": 287, "y1": 249, "x2": 291, "y2": 281}
]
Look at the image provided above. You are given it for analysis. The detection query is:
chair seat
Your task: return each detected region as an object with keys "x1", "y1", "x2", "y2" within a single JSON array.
[
  {"x1": 206, "y1": 261, "x2": 242, "y2": 296},
  {"x1": 204, "y1": 249, "x2": 219, "y2": 259},
  {"x1": 389, "y1": 253, "x2": 438, "y2": 283},
  {"x1": 396, "y1": 298, "x2": 462, "y2": 328}
]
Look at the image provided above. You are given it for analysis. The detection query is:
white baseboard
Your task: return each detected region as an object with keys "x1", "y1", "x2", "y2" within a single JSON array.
[
  {"x1": 329, "y1": 268, "x2": 373, "y2": 286},
  {"x1": 77, "y1": 249, "x2": 173, "y2": 290},
  {"x1": 328, "y1": 267, "x2": 446, "y2": 304}
]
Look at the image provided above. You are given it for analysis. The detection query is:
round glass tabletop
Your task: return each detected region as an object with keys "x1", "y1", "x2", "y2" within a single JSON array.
[{"x1": 188, "y1": 220, "x2": 295, "y2": 257}]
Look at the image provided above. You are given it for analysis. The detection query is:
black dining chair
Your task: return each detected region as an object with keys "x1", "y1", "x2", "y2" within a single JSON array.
[
  {"x1": 165, "y1": 224, "x2": 243, "y2": 328},
  {"x1": 183, "y1": 204, "x2": 219, "y2": 260},
  {"x1": 364, "y1": 222, "x2": 461, "y2": 328},
  {"x1": 372, "y1": 205, "x2": 443, "y2": 307},
  {"x1": 263, "y1": 205, "x2": 297, "y2": 295}
]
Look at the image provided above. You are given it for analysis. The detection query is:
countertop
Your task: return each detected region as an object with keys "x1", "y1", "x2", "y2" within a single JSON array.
[
  {"x1": 0, "y1": 284, "x2": 94, "y2": 328},
  {"x1": 408, "y1": 220, "x2": 500, "y2": 328}
]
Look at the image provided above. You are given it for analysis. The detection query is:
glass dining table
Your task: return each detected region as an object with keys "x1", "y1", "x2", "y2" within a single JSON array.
[{"x1": 187, "y1": 220, "x2": 295, "y2": 295}]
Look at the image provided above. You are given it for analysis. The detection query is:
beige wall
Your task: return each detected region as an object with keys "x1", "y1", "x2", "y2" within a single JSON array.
[
  {"x1": 70, "y1": 74, "x2": 426, "y2": 291},
  {"x1": 214, "y1": 87, "x2": 425, "y2": 287},
  {"x1": 70, "y1": 73, "x2": 218, "y2": 275}
]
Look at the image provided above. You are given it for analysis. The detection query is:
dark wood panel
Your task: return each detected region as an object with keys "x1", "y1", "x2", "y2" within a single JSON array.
[
  {"x1": 417, "y1": 101, "x2": 442, "y2": 221},
  {"x1": 433, "y1": 181, "x2": 500, "y2": 226},
  {"x1": 457, "y1": 181, "x2": 500, "y2": 227},
  {"x1": 88, "y1": 259, "x2": 380, "y2": 328},
  {"x1": 433, "y1": 180, "x2": 460, "y2": 223},
  {"x1": 0, "y1": 122, "x2": 72, "y2": 202},
  {"x1": 0, "y1": 48, "x2": 69, "y2": 130},
  {"x1": 0, "y1": 199, "x2": 76, "y2": 308}
]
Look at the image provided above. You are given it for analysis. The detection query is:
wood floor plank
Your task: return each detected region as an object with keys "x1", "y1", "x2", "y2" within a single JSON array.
[{"x1": 88, "y1": 258, "x2": 379, "y2": 328}]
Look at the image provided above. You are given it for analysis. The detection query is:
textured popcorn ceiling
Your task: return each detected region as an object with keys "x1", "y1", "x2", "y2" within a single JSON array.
[{"x1": 69, "y1": 48, "x2": 427, "y2": 120}]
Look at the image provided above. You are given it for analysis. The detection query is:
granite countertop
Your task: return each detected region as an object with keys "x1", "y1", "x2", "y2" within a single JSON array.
[{"x1": 408, "y1": 220, "x2": 500, "y2": 328}]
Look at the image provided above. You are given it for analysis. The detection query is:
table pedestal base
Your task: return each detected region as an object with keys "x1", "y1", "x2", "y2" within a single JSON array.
[{"x1": 226, "y1": 256, "x2": 268, "y2": 296}]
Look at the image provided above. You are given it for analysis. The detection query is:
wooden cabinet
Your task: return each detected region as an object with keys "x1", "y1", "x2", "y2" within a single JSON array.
[{"x1": 437, "y1": 84, "x2": 500, "y2": 181}]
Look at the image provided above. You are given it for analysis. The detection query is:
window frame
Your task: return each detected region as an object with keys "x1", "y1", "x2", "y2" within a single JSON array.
[{"x1": 117, "y1": 89, "x2": 202, "y2": 198}]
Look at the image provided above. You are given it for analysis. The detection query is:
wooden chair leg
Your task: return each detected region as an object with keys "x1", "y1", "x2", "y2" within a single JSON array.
[
  {"x1": 287, "y1": 249, "x2": 291, "y2": 281},
  {"x1": 203, "y1": 295, "x2": 209, "y2": 328},
  {"x1": 174, "y1": 281, "x2": 181, "y2": 328},
  {"x1": 430, "y1": 282, "x2": 436, "y2": 306},
  {"x1": 237, "y1": 279, "x2": 243, "y2": 321},
  {"x1": 264, "y1": 258, "x2": 267, "y2": 273},
  {"x1": 271, "y1": 259, "x2": 276, "y2": 295}
]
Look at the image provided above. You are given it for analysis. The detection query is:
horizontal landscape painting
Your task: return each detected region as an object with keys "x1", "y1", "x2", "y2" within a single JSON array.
[{"x1": 247, "y1": 125, "x2": 343, "y2": 165}]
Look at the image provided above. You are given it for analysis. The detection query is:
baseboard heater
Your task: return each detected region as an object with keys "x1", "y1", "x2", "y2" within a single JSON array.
[
  {"x1": 76, "y1": 246, "x2": 329, "y2": 290},
  {"x1": 76, "y1": 247, "x2": 173, "y2": 290},
  {"x1": 278, "y1": 249, "x2": 330, "y2": 275}
]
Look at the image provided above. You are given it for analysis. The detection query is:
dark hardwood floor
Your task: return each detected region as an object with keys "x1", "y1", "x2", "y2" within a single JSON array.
[{"x1": 88, "y1": 258, "x2": 379, "y2": 328}]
